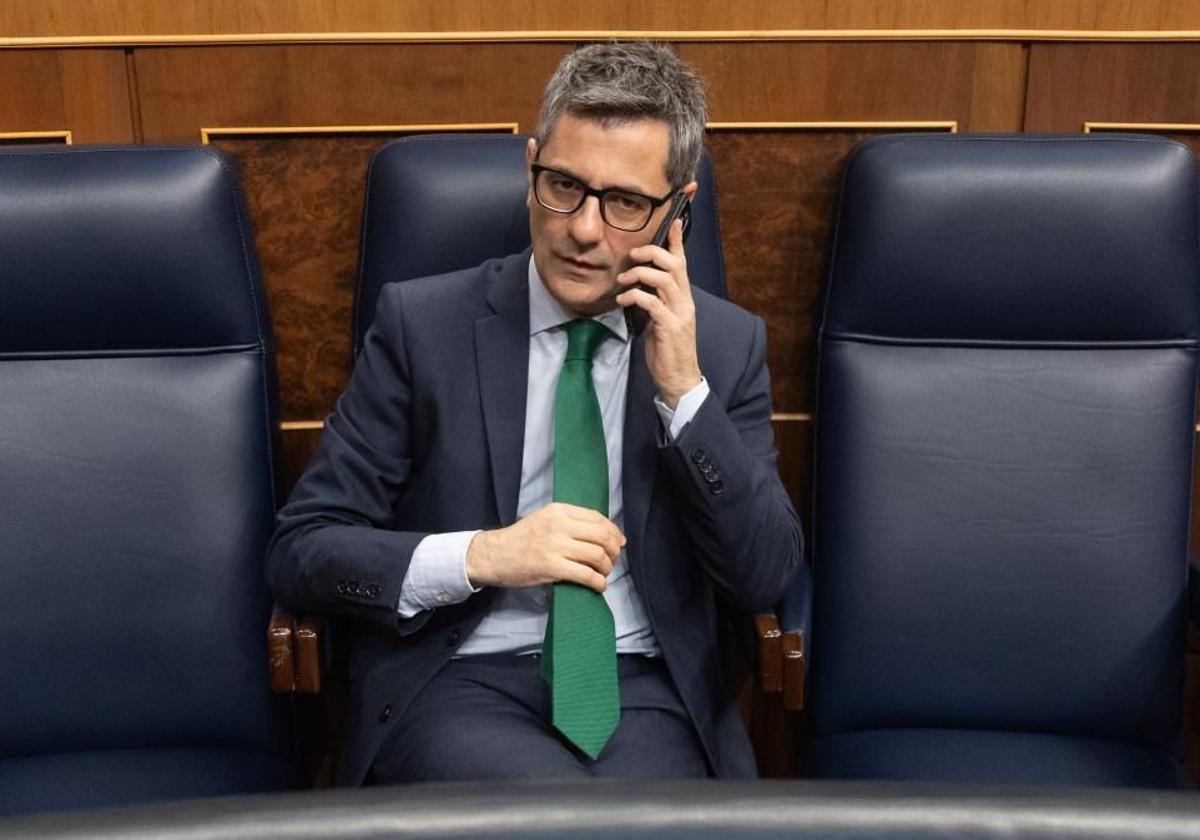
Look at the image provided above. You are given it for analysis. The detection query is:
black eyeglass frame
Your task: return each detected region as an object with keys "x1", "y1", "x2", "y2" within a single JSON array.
[{"x1": 529, "y1": 163, "x2": 676, "y2": 233}]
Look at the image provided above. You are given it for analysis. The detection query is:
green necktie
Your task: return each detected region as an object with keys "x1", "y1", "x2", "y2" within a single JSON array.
[{"x1": 539, "y1": 318, "x2": 619, "y2": 759}]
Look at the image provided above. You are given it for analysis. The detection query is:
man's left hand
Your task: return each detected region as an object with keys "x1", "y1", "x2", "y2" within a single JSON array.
[{"x1": 615, "y1": 218, "x2": 702, "y2": 408}]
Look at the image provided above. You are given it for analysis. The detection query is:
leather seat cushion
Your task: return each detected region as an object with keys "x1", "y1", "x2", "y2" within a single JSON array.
[
  {"x1": 807, "y1": 728, "x2": 1193, "y2": 790},
  {"x1": 0, "y1": 748, "x2": 297, "y2": 816}
]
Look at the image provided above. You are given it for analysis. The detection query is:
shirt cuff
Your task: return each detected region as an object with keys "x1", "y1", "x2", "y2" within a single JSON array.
[
  {"x1": 654, "y1": 376, "x2": 710, "y2": 441},
  {"x1": 397, "y1": 530, "x2": 480, "y2": 618}
]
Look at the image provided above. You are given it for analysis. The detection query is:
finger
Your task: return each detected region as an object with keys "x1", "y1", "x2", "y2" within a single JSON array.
[
  {"x1": 668, "y1": 216, "x2": 686, "y2": 258},
  {"x1": 566, "y1": 523, "x2": 623, "y2": 564},
  {"x1": 615, "y1": 286, "x2": 672, "y2": 324},
  {"x1": 625, "y1": 243, "x2": 683, "y2": 275},
  {"x1": 667, "y1": 218, "x2": 691, "y2": 294},
  {"x1": 615, "y1": 268, "x2": 680, "y2": 314},
  {"x1": 616, "y1": 264, "x2": 676, "y2": 296},
  {"x1": 554, "y1": 558, "x2": 608, "y2": 593},
  {"x1": 564, "y1": 540, "x2": 614, "y2": 576}
]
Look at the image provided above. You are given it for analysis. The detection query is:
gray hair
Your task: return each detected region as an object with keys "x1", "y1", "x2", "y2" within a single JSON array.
[{"x1": 535, "y1": 41, "x2": 708, "y2": 189}]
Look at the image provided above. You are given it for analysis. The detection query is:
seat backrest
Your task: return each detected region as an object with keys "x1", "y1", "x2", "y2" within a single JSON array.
[
  {"x1": 0, "y1": 147, "x2": 283, "y2": 765},
  {"x1": 353, "y1": 133, "x2": 728, "y2": 350},
  {"x1": 810, "y1": 134, "x2": 1200, "y2": 748}
]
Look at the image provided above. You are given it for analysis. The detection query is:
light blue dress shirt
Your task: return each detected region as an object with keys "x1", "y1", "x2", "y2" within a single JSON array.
[{"x1": 397, "y1": 256, "x2": 710, "y2": 656}]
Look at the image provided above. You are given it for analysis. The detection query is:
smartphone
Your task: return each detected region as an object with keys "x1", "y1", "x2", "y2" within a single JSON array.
[{"x1": 625, "y1": 193, "x2": 693, "y2": 336}]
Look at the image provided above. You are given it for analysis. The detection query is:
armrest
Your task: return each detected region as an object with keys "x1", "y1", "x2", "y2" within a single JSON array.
[
  {"x1": 267, "y1": 604, "x2": 325, "y2": 694},
  {"x1": 267, "y1": 605, "x2": 296, "y2": 692},
  {"x1": 294, "y1": 616, "x2": 323, "y2": 694},
  {"x1": 755, "y1": 562, "x2": 810, "y2": 712}
]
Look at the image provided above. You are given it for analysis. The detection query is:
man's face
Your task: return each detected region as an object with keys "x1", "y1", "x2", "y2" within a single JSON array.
[{"x1": 526, "y1": 113, "x2": 690, "y2": 317}]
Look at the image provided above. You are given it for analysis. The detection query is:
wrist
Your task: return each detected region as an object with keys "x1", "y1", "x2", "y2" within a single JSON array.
[
  {"x1": 465, "y1": 530, "x2": 494, "y2": 588},
  {"x1": 661, "y1": 372, "x2": 703, "y2": 410}
]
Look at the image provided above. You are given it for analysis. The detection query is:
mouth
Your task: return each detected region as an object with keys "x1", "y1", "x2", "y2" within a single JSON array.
[{"x1": 557, "y1": 253, "x2": 606, "y2": 272}]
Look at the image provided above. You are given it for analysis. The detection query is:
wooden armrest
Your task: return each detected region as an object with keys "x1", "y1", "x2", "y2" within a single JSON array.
[
  {"x1": 753, "y1": 613, "x2": 805, "y2": 711},
  {"x1": 268, "y1": 607, "x2": 325, "y2": 694},
  {"x1": 781, "y1": 630, "x2": 806, "y2": 712},
  {"x1": 754, "y1": 613, "x2": 784, "y2": 693},
  {"x1": 294, "y1": 617, "x2": 323, "y2": 694},
  {"x1": 267, "y1": 607, "x2": 296, "y2": 693}
]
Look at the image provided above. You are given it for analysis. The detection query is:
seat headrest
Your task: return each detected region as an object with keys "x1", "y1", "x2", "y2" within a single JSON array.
[
  {"x1": 823, "y1": 134, "x2": 1200, "y2": 344},
  {"x1": 354, "y1": 133, "x2": 727, "y2": 350},
  {"x1": 0, "y1": 146, "x2": 268, "y2": 354}
]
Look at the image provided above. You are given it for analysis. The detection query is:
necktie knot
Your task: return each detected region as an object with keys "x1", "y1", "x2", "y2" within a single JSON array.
[{"x1": 564, "y1": 319, "x2": 610, "y2": 363}]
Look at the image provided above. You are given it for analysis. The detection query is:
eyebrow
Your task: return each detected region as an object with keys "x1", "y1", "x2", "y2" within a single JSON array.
[{"x1": 539, "y1": 162, "x2": 657, "y2": 198}]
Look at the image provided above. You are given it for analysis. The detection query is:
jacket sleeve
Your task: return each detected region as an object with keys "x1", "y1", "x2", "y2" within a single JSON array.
[
  {"x1": 658, "y1": 314, "x2": 805, "y2": 611},
  {"x1": 265, "y1": 284, "x2": 433, "y2": 636}
]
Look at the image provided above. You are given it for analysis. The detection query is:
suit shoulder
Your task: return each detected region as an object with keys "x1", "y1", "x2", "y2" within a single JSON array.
[
  {"x1": 373, "y1": 251, "x2": 526, "y2": 324},
  {"x1": 693, "y1": 286, "x2": 762, "y2": 338}
]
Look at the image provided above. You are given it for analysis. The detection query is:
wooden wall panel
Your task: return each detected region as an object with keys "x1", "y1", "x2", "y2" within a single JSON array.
[
  {"x1": 1025, "y1": 43, "x2": 1200, "y2": 131},
  {"x1": 685, "y1": 43, "x2": 1026, "y2": 132},
  {"x1": 134, "y1": 44, "x2": 565, "y2": 143},
  {"x1": 0, "y1": 49, "x2": 133, "y2": 142},
  {"x1": 6, "y1": 1, "x2": 1200, "y2": 38}
]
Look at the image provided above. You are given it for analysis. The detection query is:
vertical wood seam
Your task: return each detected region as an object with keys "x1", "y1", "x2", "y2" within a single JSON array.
[
  {"x1": 124, "y1": 48, "x2": 144, "y2": 143},
  {"x1": 1018, "y1": 41, "x2": 1031, "y2": 132}
]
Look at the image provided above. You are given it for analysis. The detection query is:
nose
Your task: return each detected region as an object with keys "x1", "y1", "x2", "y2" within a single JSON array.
[{"x1": 567, "y1": 195, "x2": 605, "y2": 245}]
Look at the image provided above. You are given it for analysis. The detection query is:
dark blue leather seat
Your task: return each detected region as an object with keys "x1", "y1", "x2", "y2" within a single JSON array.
[
  {"x1": 0, "y1": 146, "x2": 295, "y2": 814},
  {"x1": 807, "y1": 133, "x2": 1200, "y2": 789}
]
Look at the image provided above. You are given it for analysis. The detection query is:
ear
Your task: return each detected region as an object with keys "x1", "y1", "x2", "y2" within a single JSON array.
[
  {"x1": 682, "y1": 180, "x2": 699, "y2": 201},
  {"x1": 525, "y1": 138, "x2": 538, "y2": 209}
]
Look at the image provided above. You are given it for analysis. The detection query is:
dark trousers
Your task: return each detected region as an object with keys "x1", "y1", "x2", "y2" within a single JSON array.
[{"x1": 369, "y1": 654, "x2": 710, "y2": 782}]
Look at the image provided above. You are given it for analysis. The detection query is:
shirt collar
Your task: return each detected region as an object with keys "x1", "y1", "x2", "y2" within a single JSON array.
[{"x1": 527, "y1": 254, "x2": 629, "y2": 342}]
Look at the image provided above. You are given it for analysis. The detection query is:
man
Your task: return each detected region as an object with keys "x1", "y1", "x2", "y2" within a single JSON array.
[{"x1": 266, "y1": 41, "x2": 803, "y2": 784}]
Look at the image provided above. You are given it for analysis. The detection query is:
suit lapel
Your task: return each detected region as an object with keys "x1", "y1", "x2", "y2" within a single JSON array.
[
  {"x1": 474, "y1": 253, "x2": 531, "y2": 525},
  {"x1": 622, "y1": 331, "x2": 659, "y2": 574}
]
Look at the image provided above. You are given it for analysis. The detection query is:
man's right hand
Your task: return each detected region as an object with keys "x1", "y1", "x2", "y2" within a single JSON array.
[{"x1": 465, "y1": 503, "x2": 625, "y2": 593}]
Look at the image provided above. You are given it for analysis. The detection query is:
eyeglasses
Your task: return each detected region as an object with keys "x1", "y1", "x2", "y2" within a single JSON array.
[{"x1": 530, "y1": 163, "x2": 675, "y2": 233}]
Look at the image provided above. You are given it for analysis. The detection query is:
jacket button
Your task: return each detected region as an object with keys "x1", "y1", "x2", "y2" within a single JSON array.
[
  {"x1": 709, "y1": 480, "x2": 725, "y2": 496},
  {"x1": 336, "y1": 580, "x2": 347, "y2": 595},
  {"x1": 378, "y1": 704, "x2": 392, "y2": 723},
  {"x1": 447, "y1": 629, "x2": 462, "y2": 648},
  {"x1": 690, "y1": 447, "x2": 708, "y2": 465}
]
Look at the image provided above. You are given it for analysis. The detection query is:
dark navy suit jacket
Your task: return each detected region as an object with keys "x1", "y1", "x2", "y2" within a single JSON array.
[{"x1": 266, "y1": 250, "x2": 803, "y2": 784}]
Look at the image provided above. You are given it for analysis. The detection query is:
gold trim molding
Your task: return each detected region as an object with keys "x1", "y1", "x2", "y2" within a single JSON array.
[
  {"x1": 1084, "y1": 121, "x2": 1200, "y2": 133},
  {"x1": 280, "y1": 420, "x2": 325, "y2": 432},
  {"x1": 0, "y1": 130, "x2": 72, "y2": 144},
  {"x1": 201, "y1": 122, "x2": 520, "y2": 143},
  {"x1": 708, "y1": 120, "x2": 957, "y2": 132},
  {"x1": 9, "y1": 29, "x2": 1200, "y2": 49}
]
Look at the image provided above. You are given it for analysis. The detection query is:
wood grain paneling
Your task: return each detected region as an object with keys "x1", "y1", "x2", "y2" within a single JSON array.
[
  {"x1": 684, "y1": 42, "x2": 1026, "y2": 131},
  {"x1": 6, "y1": 1, "x2": 1200, "y2": 38},
  {"x1": 1026, "y1": 43, "x2": 1200, "y2": 131},
  {"x1": 214, "y1": 132, "x2": 380, "y2": 422},
  {"x1": 0, "y1": 49, "x2": 132, "y2": 142},
  {"x1": 134, "y1": 44, "x2": 564, "y2": 143}
]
